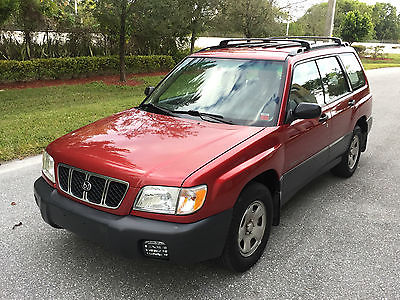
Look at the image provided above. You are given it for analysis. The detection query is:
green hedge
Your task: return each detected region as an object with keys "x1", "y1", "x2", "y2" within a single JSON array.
[{"x1": 0, "y1": 55, "x2": 175, "y2": 83}]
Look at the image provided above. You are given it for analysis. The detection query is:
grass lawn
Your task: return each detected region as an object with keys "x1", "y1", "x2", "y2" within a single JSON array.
[
  {"x1": 0, "y1": 75, "x2": 164, "y2": 162},
  {"x1": 361, "y1": 53, "x2": 400, "y2": 70}
]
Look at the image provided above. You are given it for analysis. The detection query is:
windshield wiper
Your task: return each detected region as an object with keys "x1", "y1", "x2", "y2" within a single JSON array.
[
  {"x1": 138, "y1": 105, "x2": 234, "y2": 124},
  {"x1": 138, "y1": 103, "x2": 173, "y2": 116},
  {"x1": 172, "y1": 110, "x2": 233, "y2": 125}
]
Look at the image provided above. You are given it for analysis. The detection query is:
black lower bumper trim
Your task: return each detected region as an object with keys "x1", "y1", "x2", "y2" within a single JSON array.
[
  {"x1": 367, "y1": 116, "x2": 373, "y2": 133},
  {"x1": 34, "y1": 177, "x2": 232, "y2": 264}
]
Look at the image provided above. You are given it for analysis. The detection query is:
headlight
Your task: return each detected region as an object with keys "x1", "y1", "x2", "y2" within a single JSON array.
[
  {"x1": 42, "y1": 150, "x2": 55, "y2": 183},
  {"x1": 134, "y1": 185, "x2": 207, "y2": 215}
]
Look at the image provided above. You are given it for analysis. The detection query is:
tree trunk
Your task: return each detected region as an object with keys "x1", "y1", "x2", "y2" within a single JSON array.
[
  {"x1": 24, "y1": 30, "x2": 31, "y2": 60},
  {"x1": 119, "y1": 1, "x2": 127, "y2": 82},
  {"x1": 46, "y1": 27, "x2": 50, "y2": 57},
  {"x1": 244, "y1": 0, "x2": 251, "y2": 38},
  {"x1": 190, "y1": 28, "x2": 196, "y2": 53}
]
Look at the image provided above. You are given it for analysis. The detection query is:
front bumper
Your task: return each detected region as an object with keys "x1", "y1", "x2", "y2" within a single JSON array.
[{"x1": 34, "y1": 177, "x2": 232, "y2": 263}]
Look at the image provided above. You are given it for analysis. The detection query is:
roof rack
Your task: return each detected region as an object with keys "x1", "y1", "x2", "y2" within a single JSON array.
[
  {"x1": 196, "y1": 36, "x2": 346, "y2": 54},
  {"x1": 269, "y1": 36, "x2": 343, "y2": 46},
  {"x1": 197, "y1": 38, "x2": 310, "y2": 52},
  {"x1": 219, "y1": 38, "x2": 272, "y2": 47}
]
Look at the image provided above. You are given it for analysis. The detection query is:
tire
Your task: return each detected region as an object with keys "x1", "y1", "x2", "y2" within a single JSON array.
[
  {"x1": 331, "y1": 126, "x2": 362, "y2": 178},
  {"x1": 221, "y1": 182, "x2": 273, "y2": 272}
]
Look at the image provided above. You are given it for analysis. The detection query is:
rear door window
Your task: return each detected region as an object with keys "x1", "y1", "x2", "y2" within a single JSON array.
[
  {"x1": 316, "y1": 56, "x2": 350, "y2": 103},
  {"x1": 288, "y1": 61, "x2": 325, "y2": 112},
  {"x1": 339, "y1": 53, "x2": 366, "y2": 90}
]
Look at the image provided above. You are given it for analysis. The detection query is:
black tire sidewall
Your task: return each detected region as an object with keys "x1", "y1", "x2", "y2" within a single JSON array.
[
  {"x1": 332, "y1": 126, "x2": 363, "y2": 178},
  {"x1": 344, "y1": 127, "x2": 362, "y2": 174},
  {"x1": 222, "y1": 182, "x2": 273, "y2": 272}
]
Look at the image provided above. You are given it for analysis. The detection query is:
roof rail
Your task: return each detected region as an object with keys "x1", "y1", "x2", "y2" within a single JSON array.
[
  {"x1": 196, "y1": 38, "x2": 310, "y2": 53},
  {"x1": 218, "y1": 38, "x2": 312, "y2": 49},
  {"x1": 269, "y1": 36, "x2": 343, "y2": 46},
  {"x1": 196, "y1": 39, "x2": 278, "y2": 52},
  {"x1": 195, "y1": 36, "x2": 346, "y2": 54},
  {"x1": 219, "y1": 38, "x2": 272, "y2": 47}
]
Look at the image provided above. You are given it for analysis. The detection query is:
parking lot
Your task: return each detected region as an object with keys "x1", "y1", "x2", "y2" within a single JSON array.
[{"x1": 1, "y1": 68, "x2": 399, "y2": 299}]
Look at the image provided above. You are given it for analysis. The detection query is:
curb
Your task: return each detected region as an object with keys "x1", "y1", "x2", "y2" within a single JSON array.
[{"x1": 0, "y1": 155, "x2": 42, "y2": 175}]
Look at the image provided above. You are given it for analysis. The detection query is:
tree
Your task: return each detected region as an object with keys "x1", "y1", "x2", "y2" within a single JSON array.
[
  {"x1": 183, "y1": 0, "x2": 219, "y2": 53},
  {"x1": 94, "y1": 0, "x2": 136, "y2": 82},
  {"x1": 333, "y1": 0, "x2": 372, "y2": 35},
  {"x1": 216, "y1": 0, "x2": 284, "y2": 38},
  {"x1": 130, "y1": 0, "x2": 191, "y2": 56},
  {"x1": 0, "y1": 0, "x2": 17, "y2": 27},
  {"x1": 291, "y1": 2, "x2": 327, "y2": 36},
  {"x1": 340, "y1": 10, "x2": 373, "y2": 44},
  {"x1": 293, "y1": 0, "x2": 374, "y2": 37},
  {"x1": 16, "y1": 0, "x2": 44, "y2": 59},
  {"x1": 39, "y1": 0, "x2": 72, "y2": 56},
  {"x1": 372, "y1": 3, "x2": 399, "y2": 41}
]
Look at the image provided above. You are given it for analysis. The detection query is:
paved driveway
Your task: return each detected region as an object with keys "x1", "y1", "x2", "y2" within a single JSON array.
[{"x1": 1, "y1": 68, "x2": 399, "y2": 299}]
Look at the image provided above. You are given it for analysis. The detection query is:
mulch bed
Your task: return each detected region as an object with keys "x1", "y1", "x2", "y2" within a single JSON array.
[
  {"x1": 361, "y1": 56, "x2": 394, "y2": 61},
  {"x1": 0, "y1": 71, "x2": 168, "y2": 90}
]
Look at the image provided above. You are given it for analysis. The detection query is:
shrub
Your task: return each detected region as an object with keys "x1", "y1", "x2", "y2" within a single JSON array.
[
  {"x1": 352, "y1": 45, "x2": 367, "y2": 56},
  {"x1": 365, "y1": 46, "x2": 386, "y2": 59},
  {"x1": 0, "y1": 55, "x2": 175, "y2": 83},
  {"x1": 171, "y1": 47, "x2": 202, "y2": 63}
]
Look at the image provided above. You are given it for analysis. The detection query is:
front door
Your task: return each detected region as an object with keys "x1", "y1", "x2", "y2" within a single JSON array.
[{"x1": 281, "y1": 60, "x2": 331, "y2": 204}]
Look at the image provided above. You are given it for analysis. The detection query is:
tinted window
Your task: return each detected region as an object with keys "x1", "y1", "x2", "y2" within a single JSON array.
[
  {"x1": 316, "y1": 57, "x2": 350, "y2": 103},
  {"x1": 288, "y1": 61, "x2": 324, "y2": 111},
  {"x1": 340, "y1": 53, "x2": 366, "y2": 90}
]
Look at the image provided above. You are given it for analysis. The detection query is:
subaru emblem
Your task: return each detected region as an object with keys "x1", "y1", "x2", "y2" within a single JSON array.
[{"x1": 82, "y1": 180, "x2": 92, "y2": 192}]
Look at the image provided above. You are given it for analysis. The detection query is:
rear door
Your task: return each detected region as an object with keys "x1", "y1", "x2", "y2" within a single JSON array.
[{"x1": 315, "y1": 56, "x2": 353, "y2": 161}]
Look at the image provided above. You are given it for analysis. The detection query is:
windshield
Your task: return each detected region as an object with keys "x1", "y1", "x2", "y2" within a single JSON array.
[{"x1": 144, "y1": 57, "x2": 284, "y2": 126}]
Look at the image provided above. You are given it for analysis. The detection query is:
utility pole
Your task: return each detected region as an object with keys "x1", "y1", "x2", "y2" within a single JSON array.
[
  {"x1": 324, "y1": 0, "x2": 337, "y2": 36},
  {"x1": 74, "y1": 0, "x2": 78, "y2": 15}
]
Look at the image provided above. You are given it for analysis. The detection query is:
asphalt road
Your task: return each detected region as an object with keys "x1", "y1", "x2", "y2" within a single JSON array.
[{"x1": 1, "y1": 68, "x2": 400, "y2": 299}]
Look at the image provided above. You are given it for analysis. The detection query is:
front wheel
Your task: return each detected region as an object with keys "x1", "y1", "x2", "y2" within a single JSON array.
[
  {"x1": 221, "y1": 182, "x2": 273, "y2": 272},
  {"x1": 331, "y1": 126, "x2": 362, "y2": 178}
]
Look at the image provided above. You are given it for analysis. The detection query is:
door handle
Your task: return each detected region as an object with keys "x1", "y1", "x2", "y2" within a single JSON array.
[
  {"x1": 348, "y1": 99, "x2": 356, "y2": 106},
  {"x1": 319, "y1": 113, "x2": 328, "y2": 123}
]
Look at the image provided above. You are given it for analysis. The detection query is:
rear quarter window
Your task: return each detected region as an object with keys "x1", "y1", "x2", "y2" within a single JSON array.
[{"x1": 339, "y1": 53, "x2": 366, "y2": 90}]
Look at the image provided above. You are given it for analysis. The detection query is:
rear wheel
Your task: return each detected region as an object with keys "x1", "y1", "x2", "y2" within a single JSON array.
[
  {"x1": 331, "y1": 126, "x2": 362, "y2": 178},
  {"x1": 221, "y1": 182, "x2": 273, "y2": 272}
]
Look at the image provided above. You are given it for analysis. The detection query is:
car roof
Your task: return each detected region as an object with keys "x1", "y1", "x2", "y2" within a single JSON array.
[{"x1": 190, "y1": 37, "x2": 356, "y2": 62}]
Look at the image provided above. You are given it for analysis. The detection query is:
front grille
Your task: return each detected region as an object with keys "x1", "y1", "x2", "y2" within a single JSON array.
[
  {"x1": 87, "y1": 176, "x2": 106, "y2": 204},
  {"x1": 57, "y1": 164, "x2": 129, "y2": 209},
  {"x1": 58, "y1": 165, "x2": 69, "y2": 191},
  {"x1": 71, "y1": 170, "x2": 86, "y2": 199}
]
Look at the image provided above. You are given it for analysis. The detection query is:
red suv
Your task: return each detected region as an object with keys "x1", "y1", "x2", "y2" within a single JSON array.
[{"x1": 35, "y1": 37, "x2": 372, "y2": 272}]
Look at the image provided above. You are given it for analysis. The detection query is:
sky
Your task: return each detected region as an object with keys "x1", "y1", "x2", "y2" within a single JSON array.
[{"x1": 277, "y1": 0, "x2": 400, "y2": 19}]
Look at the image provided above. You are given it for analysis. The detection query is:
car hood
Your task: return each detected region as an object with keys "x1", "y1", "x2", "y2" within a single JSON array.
[{"x1": 48, "y1": 108, "x2": 264, "y2": 187}]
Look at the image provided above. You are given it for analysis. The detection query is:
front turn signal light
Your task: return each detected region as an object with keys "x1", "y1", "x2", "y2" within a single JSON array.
[{"x1": 177, "y1": 185, "x2": 207, "y2": 215}]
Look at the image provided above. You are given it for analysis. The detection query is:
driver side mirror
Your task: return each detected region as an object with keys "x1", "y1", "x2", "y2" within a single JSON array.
[
  {"x1": 144, "y1": 86, "x2": 155, "y2": 96},
  {"x1": 287, "y1": 102, "x2": 321, "y2": 123}
]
